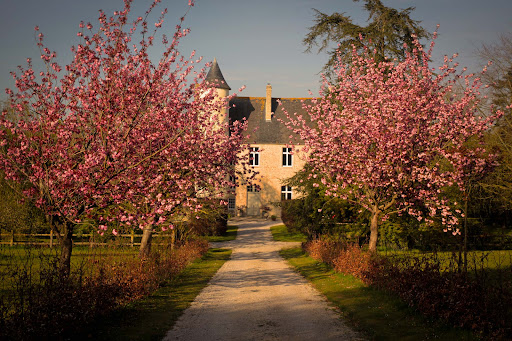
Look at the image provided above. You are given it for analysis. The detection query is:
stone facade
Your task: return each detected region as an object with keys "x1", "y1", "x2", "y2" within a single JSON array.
[
  {"x1": 228, "y1": 92, "x2": 312, "y2": 217},
  {"x1": 234, "y1": 143, "x2": 307, "y2": 217},
  {"x1": 205, "y1": 60, "x2": 312, "y2": 217}
]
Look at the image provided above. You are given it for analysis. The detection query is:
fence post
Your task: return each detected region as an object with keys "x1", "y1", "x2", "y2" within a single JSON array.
[
  {"x1": 10, "y1": 230, "x2": 14, "y2": 246},
  {"x1": 50, "y1": 229, "x2": 54, "y2": 248},
  {"x1": 131, "y1": 230, "x2": 135, "y2": 247}
]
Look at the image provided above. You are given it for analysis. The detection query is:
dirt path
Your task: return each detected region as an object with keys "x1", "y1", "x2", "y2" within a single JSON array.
[{"x1": 163, "y1": 219, "x2": 364, "y2": 341}]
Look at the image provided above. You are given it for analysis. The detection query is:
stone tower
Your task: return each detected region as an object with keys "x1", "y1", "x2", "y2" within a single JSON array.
[{"x1": 204, "y1": 58, "x2": 231, "y2": 127}]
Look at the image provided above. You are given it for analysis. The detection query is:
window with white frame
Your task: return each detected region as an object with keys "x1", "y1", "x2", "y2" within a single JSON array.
[
  {"x1": 249, "y1": 147, "x2": 260, "y2": 166},
  {"x1": 282, "y1": 147, "x2": 292, "y2": 167},
  {"x1": 281, "y1": 185, "x2": 292, "y2": 200},
  {"x1": 228, "y1": 198, "x2": 236, "y2": 210}
]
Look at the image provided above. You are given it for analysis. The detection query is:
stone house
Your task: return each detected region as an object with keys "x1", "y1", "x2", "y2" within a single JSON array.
[{"x1": 205, "y1": 59, "x2": 311, "y2": 217}]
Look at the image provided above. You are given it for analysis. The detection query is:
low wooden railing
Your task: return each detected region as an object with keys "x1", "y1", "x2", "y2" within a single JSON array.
[{"x1": 0, "y1": 230, "x2": 164, "y2": 247}]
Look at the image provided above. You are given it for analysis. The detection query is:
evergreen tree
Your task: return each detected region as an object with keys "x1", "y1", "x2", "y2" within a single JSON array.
[{"x1": 303, "y1": 0, "x2": 430, "y2": 73}]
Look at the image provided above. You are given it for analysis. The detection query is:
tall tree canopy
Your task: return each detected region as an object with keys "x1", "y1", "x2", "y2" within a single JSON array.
[{"x1": 303, "y1": 0, "x2": 431, "y2": 73}]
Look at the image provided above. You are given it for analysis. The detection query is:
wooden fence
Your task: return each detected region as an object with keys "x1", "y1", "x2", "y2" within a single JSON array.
[{"x1": 0, "y1": 230, "x2": 166, "y2": 248}]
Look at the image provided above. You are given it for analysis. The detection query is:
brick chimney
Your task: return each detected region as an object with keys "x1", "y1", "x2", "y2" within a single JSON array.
[{"x1": 265, "y1": 83, "x2": 272, "y2": 121}]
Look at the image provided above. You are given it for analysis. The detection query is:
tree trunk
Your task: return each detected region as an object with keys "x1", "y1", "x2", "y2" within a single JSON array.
[
  {"x1": 170, "y1": 228, "x2": 176, "y2": 251},
  {"x1": 60, "y1": 222, "x2": 73, "y2": 276},
  {"x1": 463, "y1": 197, "x2": 469, "y2": 273},
  {"x1": 368, "y1": 210, "x2": 380, "y2": 253},
  {"x1": 139, "y1": 226, "x2": 153, "y2": 258}
]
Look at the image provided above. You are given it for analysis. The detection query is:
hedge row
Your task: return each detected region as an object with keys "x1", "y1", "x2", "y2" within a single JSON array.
[
  {"x1": 305, "y1": 239, "x2": 512, "y2": 339},
  {"x1": 0, "y1": 239, "x2": 208, "y2": 340}
]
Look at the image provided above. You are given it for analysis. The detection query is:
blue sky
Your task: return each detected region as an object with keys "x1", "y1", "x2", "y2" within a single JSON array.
[{"x1": 1, "y1": 0, "x2": 511, "y2": 99}]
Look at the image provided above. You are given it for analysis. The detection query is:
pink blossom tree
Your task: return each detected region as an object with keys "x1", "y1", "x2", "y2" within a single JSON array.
[
  {"x1": 284, "y1": 34, "x2": 501, "y2": 253},
  {"x1": 0, "y1": 0, "x2": 248, "y2": 272}
]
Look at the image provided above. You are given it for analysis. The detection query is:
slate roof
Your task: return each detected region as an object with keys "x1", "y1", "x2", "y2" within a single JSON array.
[
  {"x1": 229, "y1": 97, "x2": 313, "y2": 144},
  {"x1": 205, "y1": 58, "x2": 231, "y2": 90}
]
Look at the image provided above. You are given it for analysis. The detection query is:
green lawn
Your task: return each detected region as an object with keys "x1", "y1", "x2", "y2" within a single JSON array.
[
  {"x1": 0, "y1": 244, "x2": 140, "y2": 269},
  {"x1": 83, "y1": 248, "x2": 232, "y2": 341},
  {"x1": 0, "y1": 245, "x2": 139, "y2": 293},
  {"x1": 280, "y1": 247, "x2": 477, "y2": 341},
  {"x1": 270, "y1": 224, "x2": 307, "y2": 242},
  {"x1": 0, "y1": 244, "x2": 139, "y2": 263}
]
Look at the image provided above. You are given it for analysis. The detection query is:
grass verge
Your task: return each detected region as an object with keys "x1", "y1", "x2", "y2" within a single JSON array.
[
  {"x1": 205, "y1": 225, "x2": 238, "y2": 242},
  {"x1": 83, "y1": 248, "x2": 232, "y2": 341},
  {"x1": 270, "y1": 224, "x2": 307, "y2": 242},
  {"x1": 280, "y1": 247, "x2": 477, "y2": 341}
]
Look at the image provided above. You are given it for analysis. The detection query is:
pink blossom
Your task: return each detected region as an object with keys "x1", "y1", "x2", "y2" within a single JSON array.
[
  {"x1": 0, "y1": 0, "x2": 252, "y2": 250},
  {"x1": 282, "y1": 34, "x2": 501, "y2": 252}
]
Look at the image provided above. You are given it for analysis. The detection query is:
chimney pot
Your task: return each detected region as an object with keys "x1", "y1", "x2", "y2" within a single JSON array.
[{"x1": 265, "y1": 83, "x2": 272, "y2": 121}]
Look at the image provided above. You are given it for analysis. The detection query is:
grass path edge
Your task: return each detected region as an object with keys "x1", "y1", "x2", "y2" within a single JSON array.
[
  {"x1": 84, "y1": 247, "x2": 232, "y2": 341},
  {"x1": 279, "y1": 247, "x2": 476, "y2": 341}
]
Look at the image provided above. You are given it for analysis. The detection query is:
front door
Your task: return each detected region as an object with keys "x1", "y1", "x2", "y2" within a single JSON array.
[{"x1": 246, "y1": 192, "x2": 261, "y2": 216}]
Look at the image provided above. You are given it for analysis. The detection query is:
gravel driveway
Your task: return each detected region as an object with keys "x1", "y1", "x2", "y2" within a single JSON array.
[{"x1": 163, "y1": 218, "x2": 364, "y2": 341}]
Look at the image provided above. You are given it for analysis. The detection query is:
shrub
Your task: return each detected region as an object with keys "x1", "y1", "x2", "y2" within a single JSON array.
[
  {"x1": 369, "y1": 255, "x2": 512, "y2": 339},
  {"x1": 187, "y1": 200, "x2": 228, "y2": 236},
  {"x1": 0, "y1": 239, "x2": 208, "y2": 340},
  {"x1": 332, "y1": 244, "x2": 373, "y2": 282},
  {"x1": 304, "y1": 241, "x2": 512, "y2": 339},
  {"x1": 280, "y1": 199, "x2": 300, "y2": 232},
  {"x1": 304, "y1": 238, "x2": 344, "y2": 266}
]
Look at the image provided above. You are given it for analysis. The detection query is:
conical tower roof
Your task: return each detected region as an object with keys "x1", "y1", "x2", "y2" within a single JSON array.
[{"x1": 205, "y1": 58, "x2": 231, "y2": 90}]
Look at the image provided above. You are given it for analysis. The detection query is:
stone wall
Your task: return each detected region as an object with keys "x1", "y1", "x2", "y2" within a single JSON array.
[{"x1": 235, "y1": 143, "x2": 306, "y2": 217}]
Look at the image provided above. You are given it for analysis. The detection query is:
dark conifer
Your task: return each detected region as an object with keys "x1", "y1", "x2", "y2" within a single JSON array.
[{"x1": 303, "y1": 0, "x2": 431, "y2": 74}]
